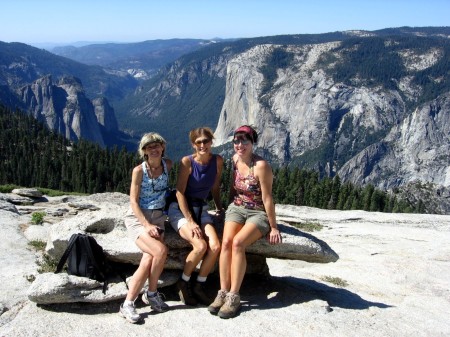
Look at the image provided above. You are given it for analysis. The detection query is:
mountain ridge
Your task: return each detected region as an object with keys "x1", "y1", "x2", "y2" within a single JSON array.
[{"x1": 1, "y1": 27, "x2": 449, "y2": 210}]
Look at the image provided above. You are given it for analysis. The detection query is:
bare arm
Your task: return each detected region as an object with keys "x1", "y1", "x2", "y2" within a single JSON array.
[
  {"x1": 165, "y1": 158, "x2": 173, "y2": 173},
  {"x1": 175, "y1": 156, "x2": 202, "y2": 238},
  {"x1": 227, "y1": 155, "x2": 238, "y2": 204},
  {"x1": 211, "y1": 155, "x2": 224, "y2": 211},
  {"x1": 255, "y1": 158, "x2": 282, "y2": 245}
]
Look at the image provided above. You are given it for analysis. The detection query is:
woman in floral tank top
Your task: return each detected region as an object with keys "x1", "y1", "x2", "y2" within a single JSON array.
[{"x1": 208, "y1": 125, "x2": 282, "y2": 319}]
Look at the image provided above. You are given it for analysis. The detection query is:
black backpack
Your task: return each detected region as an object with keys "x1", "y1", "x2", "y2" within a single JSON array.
[{"x1": 55, "y1": 233, "x2": 127, "y2": 293}]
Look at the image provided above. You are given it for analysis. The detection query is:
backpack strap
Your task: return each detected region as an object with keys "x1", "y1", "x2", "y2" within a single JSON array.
[
  {"x1": 81, "y1": 235, "x2": 109, "y2": 293},
  {"x1": 82, "y1": 236, "x2": 106, "y2": 280},
  {"x1": 83, "y1": 235, "x2": 129, "y2": 293},
  {"x1": 55, "y1": 233, "x2": 128, "y2": 294},
  {"x1": 104, "y1": 260, "x2": 129, "y2": 291},
  {"x1": 55, "y1": 233, "x2": 80, "y2": 274}
]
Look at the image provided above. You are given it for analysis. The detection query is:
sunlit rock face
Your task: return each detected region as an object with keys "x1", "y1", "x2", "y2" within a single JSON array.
[{"x1": 214, "y1": 42, "x2": 450, "y2": 200}]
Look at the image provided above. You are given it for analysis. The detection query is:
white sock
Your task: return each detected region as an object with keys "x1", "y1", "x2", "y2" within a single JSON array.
[
  {"x1": 181, "y1": 273, "x2": 190, "y2": 282},
  {"x1": 124, "y1": 300, "x2": 134, "y2": 307},
  {"x1": 196, "y1": 275, "x2": 207, "y2": 283},
  {"x1": 147, "y1": 290, "x2": 157, "y2": 297}
]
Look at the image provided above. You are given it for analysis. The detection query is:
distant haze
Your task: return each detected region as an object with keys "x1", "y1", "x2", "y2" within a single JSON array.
[{"x1": 2, "y1": 0, "x2": 449, "y2": 45}]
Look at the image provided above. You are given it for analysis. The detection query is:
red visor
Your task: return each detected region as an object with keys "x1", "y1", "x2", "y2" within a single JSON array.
[{"x1": 234, "y1": 126, "x2": 253, "y2": 136}]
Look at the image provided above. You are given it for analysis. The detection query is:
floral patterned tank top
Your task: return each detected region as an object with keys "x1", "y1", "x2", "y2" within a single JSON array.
[{"x1": 233, "y1": 158, "x2": 264, "y2": 211}]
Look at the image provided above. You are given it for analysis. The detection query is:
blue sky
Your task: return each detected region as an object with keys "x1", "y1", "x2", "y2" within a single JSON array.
[{"x1": 2, "y1": 0, "x2": 449, "y2": 45}]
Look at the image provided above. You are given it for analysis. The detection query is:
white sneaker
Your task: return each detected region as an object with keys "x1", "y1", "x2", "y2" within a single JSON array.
[
  {"x1": 119, "y1": 303, "x2": 140, "y2": 323},
  {"x1": 142, "y1": 291, "x2": 169, "y2": 312}
]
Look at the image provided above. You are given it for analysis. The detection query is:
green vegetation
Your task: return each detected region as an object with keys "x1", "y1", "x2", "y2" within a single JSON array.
[
  {"x1": 0, "y1": 184, "x2": 19, "y2": 193},
  {"x1": 269, "y1": 167, "x2": 418, "y2": 213},
  {"x1": 28, "y1": 240, "x2": 46, "y2": 251},
  {"x1": 0, "y1": 106, "x2": 138, "y2": 195},
  {"x1": 37, "y1": 254, "x2": 60, "y2": 274},
  {"x1": 35, "y1": 187, "x2": 86, "y2": 197},
  {"x1": 216, "y1": 159, "x2": 420, "y2": 213},
  {"x1": 318, "y1": 36, "x2": 450, "y2": 106},
  {"x1": 287, "y1": 221, "x2": 324, "y2": 232},
  {"x1": 259, "y1": 47, "x2": 295, "y2": 107},
  {"x1": 0, "y1": 105, "x2": 425, "y2": 214},
  {"x1": 28, "y1": 239, "x2": 58, "y2": 275},
  {"x1": 31, "y1": 212, "x2": 46, "y2": 225},
  {"x1": 321, "y1": 275, "x2": 348, "y2": 287}
]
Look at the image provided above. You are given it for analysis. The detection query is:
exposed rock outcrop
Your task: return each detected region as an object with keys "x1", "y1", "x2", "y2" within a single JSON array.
[
  {"x1": 213, "y1": 42, "x2": 450, "y2": 205},
  {"x1": 0, "y1": 191, "x2": 338, "y2": 304},
  {"x1": 17, "y1": 75, "x2": 114, "y2": 146}
]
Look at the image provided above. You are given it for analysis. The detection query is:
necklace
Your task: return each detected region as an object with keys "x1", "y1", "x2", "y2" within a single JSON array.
[
  {"x1": 146, "y1": 161, "x2": 161, "y2": 178},
  {"x1": 145, "y1": 161, "x2": 167, "y2": 192}
]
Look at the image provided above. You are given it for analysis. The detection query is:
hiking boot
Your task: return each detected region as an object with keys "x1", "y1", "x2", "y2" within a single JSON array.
[
  {"x1": 177, "y1": 279, "x2": 198, "y2": 306},
  {"x1": 218, "y1": 292, "x2": 241, "y2": 319},
  {"x1": 207, "y1": 289, "x2": 228, "y2": 314},
  {"x1": 142, "y1": 291, "x2": 169, "y2": 312},
  {"x1": 119, "y1": 303, "x2": 140, "y2": 323},
  {"x1": 192, "y1": 281, "x2": 212, "y2": 306}
]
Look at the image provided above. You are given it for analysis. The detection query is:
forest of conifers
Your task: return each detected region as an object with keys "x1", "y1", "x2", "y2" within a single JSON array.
[{"x1": 0, "y1": 106, "x2": 420, "y2": 213}]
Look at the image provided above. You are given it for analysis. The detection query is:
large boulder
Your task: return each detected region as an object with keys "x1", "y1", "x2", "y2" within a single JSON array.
[
  {"x1": 27, "y1": 271, "x2": 179, "y2": 304},
  {"x1": 24, "y1": 192, "x2": 338, "y2": 304},
  {"x1": 11, "y1": 188, "x2": 43, "y2": 198}
]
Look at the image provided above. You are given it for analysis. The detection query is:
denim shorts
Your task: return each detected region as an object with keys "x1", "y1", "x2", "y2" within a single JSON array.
[
  {"x1": 225, "y1": 203, "x2": 270, "y2": 236},
  {"x1": 167, "y1": 202, "x2": 213, "y2": 232},
  {"x1": 124, "y1": 208, "x2": 166, "y2": 242}
]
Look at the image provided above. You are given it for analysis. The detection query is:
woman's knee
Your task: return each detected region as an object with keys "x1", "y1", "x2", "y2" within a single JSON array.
[
  {"x1": 156, "y1": 243, "x2": 168, "y2": 259},
  {"x1": 139, "y1": 253, "x2": 153, "y2": 268},
  {"x1": 208, "y1": 240, "x2": 221, "y2": 255},
  {"x1": 192, "y1": 239, "x2": 208, "y2": 255},
  {"x1": 231, "y1": 237, "x2": 246, "y2": 251},
  {"x1": 221, "y1": 236, "x2": 233, "y2": 252}
]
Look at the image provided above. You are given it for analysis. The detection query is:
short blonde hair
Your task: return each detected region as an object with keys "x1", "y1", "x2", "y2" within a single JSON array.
[{"x1": 138, "y1": 132, "x2": 166, "y2": 159}]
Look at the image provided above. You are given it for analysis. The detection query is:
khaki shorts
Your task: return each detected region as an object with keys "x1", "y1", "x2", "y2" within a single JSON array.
[
  {"x1": 124, "y1": 208, "x2": 166, "y2": 242},
  {"x1": 224, "y1": 203, "x2": 270, "y2": 236}
]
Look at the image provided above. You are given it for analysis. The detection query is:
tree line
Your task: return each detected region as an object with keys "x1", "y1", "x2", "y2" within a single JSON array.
[
  {"x1": 1, "y1": 105, "x2": 419, "y2": 213},
  {"x1": 217, "y1": 160, "x2": 420, "y2": 213}
]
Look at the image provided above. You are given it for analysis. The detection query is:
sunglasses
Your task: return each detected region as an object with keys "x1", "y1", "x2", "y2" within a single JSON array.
[
  {"x1": 195, "y1": 138, "x2": 211, "y2": 145},
  {"x1": 233, "y1": 138, "x2": 251, "y2": 145}
]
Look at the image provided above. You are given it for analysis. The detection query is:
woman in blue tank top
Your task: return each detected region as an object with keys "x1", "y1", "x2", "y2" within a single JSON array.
[
  {"x1": 120, "y1": 132, "x2": 173, "y2": 323},
  {"x1": 167, "y1": 127, "x2": 224, "y2": 306}
]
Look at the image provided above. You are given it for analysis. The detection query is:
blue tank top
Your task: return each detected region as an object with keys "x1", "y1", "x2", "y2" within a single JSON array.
[
  {"x1": 185, "y1": 155, "x2": 217, "y2": 201},
  {"x1": 139, "y1": 160, "x2": 168, "y2": 209}
]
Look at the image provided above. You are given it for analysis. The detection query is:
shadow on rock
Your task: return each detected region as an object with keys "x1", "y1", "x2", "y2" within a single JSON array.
[
  {"x1": 35, "y1": 283, "x2": 201, "y2": 315},
  {"x1": 238, "y1": 274, "x2": 392, "y2": 313},
  {"x1": 37, "y1": 299, "x2": 125, "y2": 315}
]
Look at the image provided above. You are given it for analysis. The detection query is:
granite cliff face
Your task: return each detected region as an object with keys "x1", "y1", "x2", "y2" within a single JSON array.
[
  {"x1": 17, "y1": 75, "x2": 116, "y2": 146},
  {"x1": 214, "y1": 42, "x2": 450, "y2": 197},
  {"x1": 338, "y1": 93, "x2": 450, "y2": 189}
]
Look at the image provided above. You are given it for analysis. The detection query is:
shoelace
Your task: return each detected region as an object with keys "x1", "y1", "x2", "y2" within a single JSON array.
[
  {"x1": 124, "y1": 304, "x2": 138, "y2": 314},
  {"x1": 225, "y1": 293, "x2": 239, "y2": 305},
  {"x1": 154, "y1": 292, "x2": 166, "y2": 304}
]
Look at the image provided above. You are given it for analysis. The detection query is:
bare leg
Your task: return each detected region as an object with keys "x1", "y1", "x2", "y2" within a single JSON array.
[
  {"x1": 178, "y1": 225, "x2": 207, "y2": 277},
  {"x1": 197, "y1": 223, "x2": 221, "y2": 277},
  {"x1": 219, "y1": 221, "x2": 242, "y2": 291},
  {"x1": 125, "y1": 233, "x2": 168, "y2": 301},
  {"x1": 229, "y1": 223, "x2": 262, "y2": 293}
]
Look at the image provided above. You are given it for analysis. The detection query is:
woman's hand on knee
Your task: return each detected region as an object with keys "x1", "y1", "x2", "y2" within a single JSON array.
[
  {"x1": 188, "y1": 221, "x2": 203, "y2": 239},
  {"x1": 146, "y1": 224, "x2": 163, "y2": 239}
]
